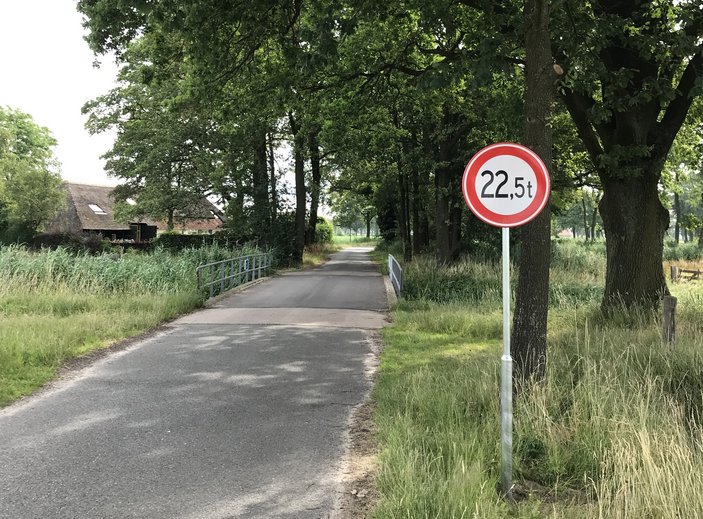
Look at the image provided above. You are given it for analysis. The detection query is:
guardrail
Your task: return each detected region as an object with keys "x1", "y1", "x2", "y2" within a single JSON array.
[
  {"x1": 388, "y1": 254, "x2": 403, "y2": 296},
  {"x1": 196, "y1": 252, "x2": 274, "y2": 298}
]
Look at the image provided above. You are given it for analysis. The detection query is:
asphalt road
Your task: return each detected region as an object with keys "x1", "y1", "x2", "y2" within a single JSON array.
[{"x1": 0, "y1": 247, "x2": 387, "y2": 519}]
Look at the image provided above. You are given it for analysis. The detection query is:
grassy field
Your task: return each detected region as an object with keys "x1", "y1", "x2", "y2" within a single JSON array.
[
  {"x1": 372, "y1": 240, "x2": 703, "y2": 518},
  {"x1": 0, "y1": 244, "x2": 260, "y2": 407}
]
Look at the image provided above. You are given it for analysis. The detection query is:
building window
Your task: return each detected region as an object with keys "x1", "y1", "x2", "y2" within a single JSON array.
[{"x1": 88, "y1": 204, "x2": 107, "y2": 215}]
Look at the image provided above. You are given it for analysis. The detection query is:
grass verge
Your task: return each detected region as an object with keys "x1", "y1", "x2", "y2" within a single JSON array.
[
  {"x1": 371, "y1": 246, "x2": 703, "y2": 518},
  {"x1": 0, "y1": 290, "x2": 201, "y2": 407}
]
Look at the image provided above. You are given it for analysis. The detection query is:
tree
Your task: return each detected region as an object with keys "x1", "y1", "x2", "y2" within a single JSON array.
[
  {"x1": 0, "y1": 106, "x2": 64, "y2": 240},
  {"x1": 661, "y1": 98, "x2": 703, "y2": 243},
  {"x1": 78, "y1": 0, "x2": 312, "y2": 262},
  {"x1": 554, "y1": 0, "x2": 703, "y2": 309},
  {"x1": 330, "y1": 190, "x2": 376, "y2": 238},
  {"x1": 83, "y1": 35, "x2": 215, "y2": 230},
  {"x1": 510, "y1": 0, "x2": 555, "y2": 386}
]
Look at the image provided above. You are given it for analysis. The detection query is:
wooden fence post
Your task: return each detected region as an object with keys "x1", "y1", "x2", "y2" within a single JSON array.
[
  {"x1": 662, "y1": 295, "x2": 677, "y2": 346},
  {"x1": 670, "y1": 265, "x2": 679, "y2": 283}
]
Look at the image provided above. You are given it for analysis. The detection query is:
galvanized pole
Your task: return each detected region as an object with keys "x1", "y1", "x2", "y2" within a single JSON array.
[{"x1": 501, "y1": 227, "x2": 513, "y2": 497}]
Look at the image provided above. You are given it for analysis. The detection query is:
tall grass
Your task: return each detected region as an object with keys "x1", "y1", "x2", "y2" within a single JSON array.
[
  {"x1": 0, "y1": 244, "x2": 263, "y2": 406},
  {"x1": 400, "y1": 239, "x2": 604, "y2": 308},
  {"x1": 0, "y1": 243, "x2": 259, "y2": 294},
  {"x1": 373, "y1": 241, "x2": 703, "y2": 518}
]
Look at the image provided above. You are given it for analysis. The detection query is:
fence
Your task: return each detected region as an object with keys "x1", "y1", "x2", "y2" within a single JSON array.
[
  {"x1": 196, "y1": 252, "x2": 274, "y2": 298},
  {"x1": 388, "y1": 254, "x2": 403, "y2": 296},
  {"x1": 670, "y1": 265, "x2": 701, "y2": 282}
]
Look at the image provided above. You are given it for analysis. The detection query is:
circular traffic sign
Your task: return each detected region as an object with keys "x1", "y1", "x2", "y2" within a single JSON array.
[{"x1": 462, "y1": 142, "x2": 550, "y2": 228}]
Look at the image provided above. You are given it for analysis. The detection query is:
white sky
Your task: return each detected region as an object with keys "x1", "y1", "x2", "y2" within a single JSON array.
[{"x1": 0, "y1": 0, "x2": 119, "y2": 186}]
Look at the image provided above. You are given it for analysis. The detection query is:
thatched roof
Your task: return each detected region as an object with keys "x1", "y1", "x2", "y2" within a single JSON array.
[
  {"x1": 47, "y1": 183, "x2": 224, "y2": 234},
  {"x1": 67, "y1": 183, "x2": 157, "y2": 231}
]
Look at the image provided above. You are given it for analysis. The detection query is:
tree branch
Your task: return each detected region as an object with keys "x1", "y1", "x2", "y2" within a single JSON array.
[
  {"x1": 654, "y1": 48, "x2": 703, "y2": 162},
  {"x1": 560, "y1": 89, "x2": 605, "y2": 163}
]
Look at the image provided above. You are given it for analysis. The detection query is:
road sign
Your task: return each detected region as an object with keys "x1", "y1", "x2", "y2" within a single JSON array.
[
  {"x1": 462, "y1": 142, "x2": 550, "y2": 228},
  {"x1": 461, "y1": 142, "x2": 551, "y2": 498}
]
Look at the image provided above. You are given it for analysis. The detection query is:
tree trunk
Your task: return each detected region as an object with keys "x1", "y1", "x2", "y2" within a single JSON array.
[
  {"x1": 435, "y1": 163, "x2": 452, "y2": 263},
  {"x1": 394, "y1": 110, "x2": 412, "y2": 262},
  {"x1": 449, "y1": 193, "x2": 462, "y2": 259},
  {"x1": 289, "y1": 113, "x2": 306, "y2": 264},
  {"x1": 418, "y1": 126, "x2": 432, "y2": 251},
  {"x1": 233, "y1": 175, "x2": 245, "y2": 218},
  {"x1": 600, "y1": 174, "x2": 669, "y2": 310},
  {"x1": 590, "y1": 193, "x2": 600, "y2": 241},
  {"x1": 412, "y1": 151, "x2": 422, "y2": 255},
  {"x1": 512, "y1": 0, "x2": 553, "y2": 387},
  {"x1": 252, "y1": 130, "x2": 270, "y2": 232},
  {"x1": 581, "y1": 193, "x2": 590, "y2": 240},
  {"x1": 674, "y1": 191, "x2": 681, "y2": 244},
  {"x1": 397, "y1": 164, "x2": 412, "y2": 262},
  {"x1": 306, "y1": 129, "x2": 321, "y2": 245},
  {"x1": 167, "y1": 208, "x2": 175, "y2": 232},
  {"x1": 268, "y1": 132, "x2": 277, "y2": 223},
  {"x1": 434, "y1": 111, "x2": 463, "y2": 264}
]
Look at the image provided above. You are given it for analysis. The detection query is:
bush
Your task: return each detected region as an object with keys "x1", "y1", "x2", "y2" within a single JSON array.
[
  {"x1": 314, "y1": 218, "x2": 334, "y2": 244},
  {"x1": 153, "y1": 232, "x2": 236, "y2": 251},
  {"x1": 664, "y1": 241, "x2": 703, "y2": 261},
  {"x1": 551, "y1": 238, "x2": 606, "y2": 276},
  {"x1": 260, "y1": 212, "x2": 299, "y2": 267},
  {"x1": 31, "y1": 232, "x2": 113, "y2": 254}
]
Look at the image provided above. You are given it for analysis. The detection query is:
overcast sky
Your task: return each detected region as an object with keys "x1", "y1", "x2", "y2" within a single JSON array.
[{"x1": 0, "y1": 0, "x2": 119, "y2": 186}]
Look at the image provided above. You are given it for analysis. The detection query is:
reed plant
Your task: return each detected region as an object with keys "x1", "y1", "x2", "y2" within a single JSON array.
[{"x1": 0, "y1": 244, "x2": 263, "y2": 406}]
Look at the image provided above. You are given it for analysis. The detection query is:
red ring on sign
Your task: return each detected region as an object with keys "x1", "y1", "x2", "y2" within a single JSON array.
[{"x1": 462, "y1": 142, "x2": 550, "y2": 228}]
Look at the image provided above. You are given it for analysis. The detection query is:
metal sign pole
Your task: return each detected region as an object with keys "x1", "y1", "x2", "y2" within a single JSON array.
[
  {"x1": 461, "y1": 142, "x2": 550, "y2": 501},
  {"x1": 501, "y1": 226, "x2": 513, "y2": 497}
]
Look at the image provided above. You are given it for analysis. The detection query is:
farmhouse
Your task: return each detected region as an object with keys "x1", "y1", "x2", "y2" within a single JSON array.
[{"x1": 46, "y1": 183, "x2": 224, "y2": 242}]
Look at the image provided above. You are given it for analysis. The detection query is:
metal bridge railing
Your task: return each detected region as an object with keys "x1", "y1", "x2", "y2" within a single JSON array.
[
  {"x1": 388, "y1": 254, "x2": 403, "y2": 297},
  {"x1": 196, "y1": 252, "x2": 274, "y2": 299}
]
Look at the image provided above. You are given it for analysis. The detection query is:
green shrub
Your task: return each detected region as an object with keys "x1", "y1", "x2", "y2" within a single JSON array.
[
  {"x1": 153, "y1": 232, "x2": 235, "y2": 251},
  {"x1": 315, "y1": 218, "x2": 334, "y2": 244},
  {"x1": 32, "y1": 232, "x2": 114, "y2": 254},
  {"x1": 551, "y1": 238, "x2": 606, "y2": 275},
  {"x1": 664, "y1": 240, "x2": 703, "y2": 261}
]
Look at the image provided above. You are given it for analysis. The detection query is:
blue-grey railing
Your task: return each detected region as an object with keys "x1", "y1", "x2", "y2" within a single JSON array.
[
  {"x1": 388, "y1": 254, "x2": 403, "y2": 296},
  {"x1": 196, "y1": 252, "x2": 274, "y2": 298}
]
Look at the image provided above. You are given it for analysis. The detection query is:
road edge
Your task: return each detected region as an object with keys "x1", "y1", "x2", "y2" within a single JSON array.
[{"x1": 331, "y1": 331, "x2": 382, "y2": 519}]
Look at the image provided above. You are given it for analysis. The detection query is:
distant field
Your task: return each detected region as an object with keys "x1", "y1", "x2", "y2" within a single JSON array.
[
  {"x1": 372, "y1": 240, "x2": 703, "y2": 518},
  {"x1": 333, "y1": 233, "x2": 380, "y2": 246},
  {"x1": 0, "y1": 245, "x2": 255, "y2": 407}
]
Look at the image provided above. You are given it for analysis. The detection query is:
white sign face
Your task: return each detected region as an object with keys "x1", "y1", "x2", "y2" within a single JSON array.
[
  {"x1": 473, "y1": 155, "x2": 537, "y2": 216},
  {"x1": 462, "y1": 142, "x2": 550, "y2": 228}
]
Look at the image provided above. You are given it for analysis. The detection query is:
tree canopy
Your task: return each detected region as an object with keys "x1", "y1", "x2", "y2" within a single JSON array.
[
  {"x1": 77, "y1": 0, "x2": 703, "y2": 379},
  {"x1": 0, "y1": 106, "x2": 64, "y2": 241}
]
